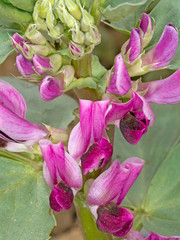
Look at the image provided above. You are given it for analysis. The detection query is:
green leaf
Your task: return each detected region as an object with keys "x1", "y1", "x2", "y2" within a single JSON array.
[
  {"x1": 142, "y1": 144, "x2": 180, "y2": 235},
  {"x1": 100, "y1": 0, "x2": 151, "y2": 34},
  {"x1": 0, "y1": 156, "x2": 55, "y2": 240},
  {"x1": 5, "y1": 0, "x2": 36, "y2": 13},
  {"x1": 113, "y1": 103, "x2": 180, "y2": 234},
  {"x1": 0, "y1": 31, "x2": 14, "y2": 64},
  {"x1": 1, "y1": 77, "x2": 78, "y2": 129},
  {"x1": 147, "y1": 0, "x2": 180, "y2": 70},
  {"x1": 91, "y1": 55, "x2": 107, "y2": 80}
]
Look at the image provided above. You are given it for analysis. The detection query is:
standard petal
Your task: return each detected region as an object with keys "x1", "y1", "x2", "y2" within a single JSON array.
[
  {"x1": 97, "y1": 203, "x2": 133, "y2": 237},
  {"x1": 146, "y1": 232, "x2": 180, "y2": 240},
  {"x1": 141, "y1": 70, "x2": 180, "y2": 104},
  {"x1": 93, "y1": 100, "x2": 109, "y2": 142},
  {"x1": 142, "y1": 23, "x2": 178, "y2": 69},
  {"x1": 107, "y1": 54, "x2": 132, "y2": 95},
  {"x1": 117, "y1": 157, "x2": 144, "y2": 204},
  {"x1": 87, "y1": 160, "x2": 129, "y2": 206},
  {"x1": 105, "y1": 99, "x2": 134, "y2": 125},
  {"x1": 53, "y1": 141, "x2": 82, "y2": 189},
  {"x1": 40, "y1": 139, "x2": 57, "y2": 186},
  {"x1": 0, "y1": 80, "x2": 26, "y2": 118},
  {"x1": 39, "y1": 76, "x2": 64, "y2": 101},
  {"x1": 0, "y1": 104, "x2": 48, "y2": 144}
]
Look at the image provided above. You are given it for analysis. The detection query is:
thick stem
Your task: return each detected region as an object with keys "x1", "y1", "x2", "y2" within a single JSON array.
[
  {"x1": 72, "y1": 54, "x2": 92, "y2": 78},
  {"x1": 74, "y1": 193, "x2": 113, "y2": 240}
]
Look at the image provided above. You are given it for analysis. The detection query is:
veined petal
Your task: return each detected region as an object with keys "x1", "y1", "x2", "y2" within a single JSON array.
[
  {"x1": 93, "y1": 100, "x2": 109, "y2": 142},
  {"x1": 0, "y1": 80, "x2": 26, "y2": 118},
  {"x1": 117, "y1": 157, "x2": 144, "y2": 204},
  {"x1": 97, "y1": 203, "x2": 133, "y2": 237},
  {"x1": 87, "y1": 160, "x2": 130, "y2": 206},
  {"x1": 16, "y1": 53, "x2": 35, "y2": 77},
  {"x1": 142, "y1": 23, "x2": 178, "y2": 69},
  {"x1": 105, "y1": 99, "x2": 134, "y2": 125},
  {"x1": 0, "y1": 104, "x2": 48, "y2": 144},
  {"x1": 40, "y1": 140, "x2": 57, "y2": 186},
  {"x1": 53, "y1": 141, "x2": 82, "y2": 189},
  {"x1": 39, "y1": 76, "x2": 64, "y2": 101},
  {"x1": 141, "y1": 70, "x2": 180, "y2": 104},
  {"x1": 107, "y1": 54, "x2": 132, "y2": 95}
]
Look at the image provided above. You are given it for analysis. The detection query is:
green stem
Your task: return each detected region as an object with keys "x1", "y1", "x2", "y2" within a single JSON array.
[
  {"x1": 91, "y1": 0, "x2": 103, "y2": 25},
  {"x1": 74, "y1": 193, "x2": 113, "y2": 240},
  {"x1": 0, "y1": 150, "x2": 41, "y2": 170},
  {"x1": 132, "y1": 214, "x2": 143, "y2": 231},
  {"x1": 72, "y1": 54, "x2": 92, "y2": 78}
]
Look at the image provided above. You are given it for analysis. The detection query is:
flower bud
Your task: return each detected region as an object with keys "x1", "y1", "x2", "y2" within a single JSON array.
[
  {"x1": 80, "y1": 138, "x2": 113, "y2": 175},
  {"x1": 12, "y1": 33, "x2": 28, "y2": 52},
  {"x1": 39, "y1": 0, "x2": 55, "y2": 19},
  {"x1": 33, "y1": 54, "x2": 62, "y2": 75},
  {"x1": 80, "y1": 8, "x2": 95, "y2": 32},
  {"x1": 139, "y1": 13, "x2": 154, "y2": 49},
  {"x1": 60, "y1": 65, "x2": 75, "y2": 87},
  {"x1": 39, "y1": 76, "x2": 64, "y2": 101},
  {"x1": 97, "y1": 203, "x2": 133, "y2": 237},
  {"x1": 16, "y1": 53, "x2": 36, "y2": 78},
  {"x1": 69, "y1": 41, "x2": 84, "y2": 59},
  {"x1": 84, "y1": 25, "x2": 101, "y2": 46},
  {"x1": 71, "y1": 26, "x2": 85, "y2": 45},
  {"x1": 65, "y1": 0, "x2": 82, "y2": 20},
  {"x1": 49, "y1": 181, "x2": 74, "y2": 212},
  {"x1": 25, "y1": 24, "x2": 47, "y2": 45}
]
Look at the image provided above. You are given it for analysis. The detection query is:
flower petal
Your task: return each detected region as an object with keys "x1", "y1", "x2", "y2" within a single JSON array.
[
  {"x1": 0, "y1": 79, "x2": 26, "y2": 118},
  {"x1": 93, "y1": 100, "x2": 109, "y2": 142},
  {"x1": 97, "y1": 203, "x2": 133, "y2": 237},
  {"x1": 123, "y1": 229, "x2": 144, "y2": 240},
  {"x1": 0, "y1": 104, "x2": 48, "y2": 144},
  {"x1": 39, "y1": 76, "x2": 64, "y2": 101},
  {"x1": 40, "y1": 139, "x2": 57, "y2": 186},
  {"x1": 146, "y1": 232, "x2": 180, "y2": 240},
  {"x1": 117, "y1": 157, "x2": 144, "y2": 205},
  {"x1": 107, "y1": 54, "x2": 132, "y2": 95},
  {"x1": 16, "y1": 53, "x2": 35, "y2": 77},
  {"x1": 142, "y1": 23, "x2": 178, "y2": 69},
  {"x1": 87, "y1": 160, "x2": 129, "y2": 206},
  {"x1": 141, "y1": 70, "x2": 180, "y2": 104}
]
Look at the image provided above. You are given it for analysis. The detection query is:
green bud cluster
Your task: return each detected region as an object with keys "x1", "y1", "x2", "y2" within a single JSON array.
[{"x1": 32, "y1": 0, "x2": 101, "y2": 59}]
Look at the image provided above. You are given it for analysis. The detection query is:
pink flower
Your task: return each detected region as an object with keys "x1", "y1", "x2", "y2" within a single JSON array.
[{"x1": 87, "y1": 158, "x2": 144, "y2": 237}]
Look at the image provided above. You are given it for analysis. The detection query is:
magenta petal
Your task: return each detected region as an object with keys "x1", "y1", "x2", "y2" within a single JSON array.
[
  {"x1": 33, "y1": 54, "x2": 51, "y2": 75},
  {"x1": 49, "y1": 181, "x2": 74, "y2": 212},
  {"x1": 124, "y1": 229, "x2": 145, "y2": 240},
  {"x1": 87, "y1": 160, "x2": 129, "y2": 206},
  {"x1": 120, "y1": 112, "x2": 148, "y2": 145},
  {"x1": 117, "y1": 157, "x2": 144, "y2": 204},
  {"x1": 81, "y1": 138, "x2": 113, "y2": 175},
  {"x1": 53, "y1": 141, "x2": 82, "y2": 189},
  {"x1": 97, "y1": 203, "x2": 133, "y2": 237},
  {"x1": 140, "y1": 13, "x2": 153, "y2": 37},
  {"x1": 93, "y1": 100, "x2": 109, "y2": 142},
  {"x1": 40, "y1": 140, "x2": 57, "y2": 186},
  {"x1": 16, "y1": 53, "x2": 35, "y2": 77},
  {"x1": 125, "y1": 28, "x2": 141, "y2": 63},
  {"x1": 39, "y1": 76, "x2": 64, "y2": 101},
  {"x1": 105, "y1": 98, "x2": 134, "y2": 125},
  {"x1": 12, "y1": 33, "x2": 28, "y2": 51},
  {"x1": 142, "y1": 23, "x2": 178, "y2": 69},
  {"x1": 0, "y1": 104, "x2": 48, "y2": 144},
  {"x1": 107, "y1": 54, "x2": 132, "y2": 95},
  {"x1": 0, "y1": 80, "x2": 26, "y2": 118},
  {"x1": 142, "y1": 69, "x2": 180, "y2": 104},
  {"x1": 146, "y1": 232, "x2": 180, "y2": 240}
]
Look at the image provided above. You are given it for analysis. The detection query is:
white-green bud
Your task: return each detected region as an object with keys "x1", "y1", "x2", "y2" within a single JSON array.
[
  {"x1": 65, "y1": 0, "x2": 82, "y2": 20},
  {"x1": 69, "y1": 41, "x2": 84, "y2": 59},
  {"x1": 25, "y1": 24, "x2": 47, "y2": 45},
  {"x1": 71, "y1": 24, "x2": 85, "y2": 44},
  {"x1": 84, "y1": 25, "x2": 101, "y2": 46},
  {"x1": 80, "y1": 8, "x2": 94, "y2": 32}
]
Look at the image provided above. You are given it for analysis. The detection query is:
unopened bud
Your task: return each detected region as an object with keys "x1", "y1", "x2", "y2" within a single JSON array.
[
  {"x1": 84, "y1": 25, "x2": 101, "y2": 46},
  {"x1": 25, "y1": 24, "x2": 47, "y2": 45},
  {"x1": 69, "y1": 41, "x2": 84, "y2": 59},
  {"x1": 65, "y1": 0, "x2": 82, "y2": 20},
  {"x1": 16, "y1": 53, "x2": 36, "y2": 78},
  {"x1": 71, "y1": 25, "x2": 85, "y2": 44},
  {"x1": 33, "y1": 54, "x2": 62, "y2": 75},
  {"x1": 80, "y1": 8, "x2": 95, "y2": 32},
  {"x1": 39, "y1": 0, "x2": 54, "y2": 18},
  {"x1": 12, "y1": 33, "x2": 28, "y2": 52},
  {"x1": 60, "y1": 65, "x2": 75, "y2": 87}
]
